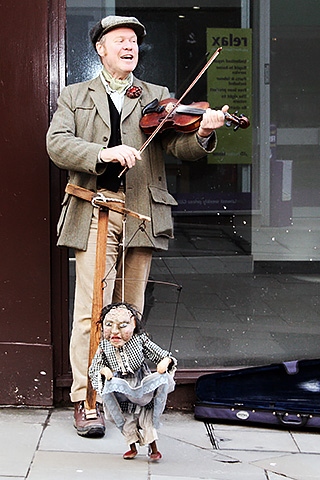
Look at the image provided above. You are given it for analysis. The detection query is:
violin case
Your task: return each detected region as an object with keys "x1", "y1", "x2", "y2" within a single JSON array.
[{"x1": 194, "y1": 358, "x2": 320, "y2": 429}]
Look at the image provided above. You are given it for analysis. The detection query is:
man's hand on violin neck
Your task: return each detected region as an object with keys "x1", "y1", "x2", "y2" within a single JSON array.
[
  {"x1": 100, "y1": 144, "x2": 141, "y2": 168},
  {"x1": 197, "y1": 105, "x2": 229, "y2": 138}
]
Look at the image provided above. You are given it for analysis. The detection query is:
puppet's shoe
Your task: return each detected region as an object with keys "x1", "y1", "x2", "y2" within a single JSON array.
[
  {"x1": 149, "y1": 451, "x2": 162, "y2": 461},
  {"x1": 123, "y1": 449, "x2": 138, "y2": 459},
  {"x1": 73, "y1": 401, "x2": 105, "y2": 438}
]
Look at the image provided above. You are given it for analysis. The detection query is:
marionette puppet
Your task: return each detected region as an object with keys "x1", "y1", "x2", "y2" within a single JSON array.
[{"x1": 89, "y1": 302, "x2": 177, "y2": 461}]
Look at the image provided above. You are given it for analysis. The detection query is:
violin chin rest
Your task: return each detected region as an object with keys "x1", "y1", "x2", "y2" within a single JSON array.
[{"x1": 142, "y1": 98, "x2": 161, "y2": 115}]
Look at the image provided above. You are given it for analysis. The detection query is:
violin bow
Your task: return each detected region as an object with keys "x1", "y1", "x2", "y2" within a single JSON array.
[{"x1": 118, "y1": 47, "x2": 223, "y2": 177}]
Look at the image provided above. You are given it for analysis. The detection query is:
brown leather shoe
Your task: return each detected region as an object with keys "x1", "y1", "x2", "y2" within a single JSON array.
[{"x1": 73, "y1": 401, "x2": 105, "y2": 437}]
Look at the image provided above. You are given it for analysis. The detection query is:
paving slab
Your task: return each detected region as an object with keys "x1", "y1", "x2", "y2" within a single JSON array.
[
  {"x1": 0, "y1": 477, "x2": 24, "y2": 480},
  {"x1": 252, "y1": 453, "x2": 320, "y2": 480},
  {"x1": 39, "y1": 408, "x2": 123, "y2": 455},
  {"x1": 0, "y1": 408, "x2": 49, "y2": 478},
  {"x1": 268, "y1": 474, "x2": 294, "y2": 480},
  {"x1": 27, "y1": 451, "x2": 148, "y2": 480},
  {"x1": 292, "y1": 430, "x2": 320, "y2": 453},
  {"x1": 148, "y1": 434, "x2": 266, "y2": 480},
  {"x1": 212, "y1": 424, "x2": 299, "y2": 453}
]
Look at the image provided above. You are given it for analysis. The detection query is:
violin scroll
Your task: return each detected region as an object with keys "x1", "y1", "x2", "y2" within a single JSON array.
[{"x1": 224, "y1": 111, "x2": 250, "y2": 131}]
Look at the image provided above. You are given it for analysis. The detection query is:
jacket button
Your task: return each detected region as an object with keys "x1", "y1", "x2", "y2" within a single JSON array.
[
  {"x1": 158, "y1": 176, "x2": 162, "y2": 181},
  {"x1": 103, "y1": 136, "x2": 108, "y2": 142}
]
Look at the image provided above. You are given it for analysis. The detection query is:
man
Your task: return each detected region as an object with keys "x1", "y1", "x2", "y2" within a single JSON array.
[{"x1": 46, "y1": 15, "x2": 228, "y2": 437}]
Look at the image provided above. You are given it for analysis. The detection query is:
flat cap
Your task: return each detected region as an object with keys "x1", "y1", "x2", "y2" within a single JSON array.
[{"x1": 90, "y1": 15, "x2": 146, "y2": 48}]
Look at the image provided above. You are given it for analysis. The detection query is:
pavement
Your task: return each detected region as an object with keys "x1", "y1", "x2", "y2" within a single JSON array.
[{"x1": 1, "y1": 407, "x2": 320, "y2": 479}]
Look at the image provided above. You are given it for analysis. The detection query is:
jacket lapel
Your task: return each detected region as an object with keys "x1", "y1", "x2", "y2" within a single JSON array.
[
  {"x1": 88, "y1": 77, "x2": 111, "y2": 128},
  {"x1": 121, "y1": 78, "x2": 144, "y2": 122}
]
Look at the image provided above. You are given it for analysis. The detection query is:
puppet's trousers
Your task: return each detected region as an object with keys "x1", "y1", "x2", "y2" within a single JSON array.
[{"x1": 122, "y1": 407, "x2": 158, "y2": 446}]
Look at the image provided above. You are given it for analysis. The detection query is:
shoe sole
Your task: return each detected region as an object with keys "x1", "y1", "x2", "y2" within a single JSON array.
[{"x1": 74, "y1": 424, "x2": 105, "y2": 438}]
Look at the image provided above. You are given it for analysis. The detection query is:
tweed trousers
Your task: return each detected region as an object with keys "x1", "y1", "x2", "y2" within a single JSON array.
[{"x1": 69, "y1": 188, "x2": 152, "y2": 403}]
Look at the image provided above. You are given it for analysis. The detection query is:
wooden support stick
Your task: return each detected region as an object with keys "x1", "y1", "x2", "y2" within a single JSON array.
[{"x1": 85, "y1": 207, "x2": 109, "y2": 412}]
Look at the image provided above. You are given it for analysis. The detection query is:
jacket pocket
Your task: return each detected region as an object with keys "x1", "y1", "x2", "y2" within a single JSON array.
[{"x1": 148, "y1": 185, "x2": 178, "y2": 238}]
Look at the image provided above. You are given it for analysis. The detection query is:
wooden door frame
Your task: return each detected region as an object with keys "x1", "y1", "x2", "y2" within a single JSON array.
[{"x1": 48, "y1": 0, "x2": 72, "y2": 405}]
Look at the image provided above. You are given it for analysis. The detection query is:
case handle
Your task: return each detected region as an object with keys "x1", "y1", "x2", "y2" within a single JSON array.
[{"x1": 276, "y1": 412, "x2": 309, "y2": 426}]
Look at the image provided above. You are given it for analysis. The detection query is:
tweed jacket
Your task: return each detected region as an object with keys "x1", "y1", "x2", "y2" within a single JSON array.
[{"x1": 46, "y1": 75, "x2": 218, "y2": 251}]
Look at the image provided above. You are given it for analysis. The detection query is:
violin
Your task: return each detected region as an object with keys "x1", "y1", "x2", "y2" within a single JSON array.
[{"x1": 139, "y1": 98, "x2": 250, "y2": 134}]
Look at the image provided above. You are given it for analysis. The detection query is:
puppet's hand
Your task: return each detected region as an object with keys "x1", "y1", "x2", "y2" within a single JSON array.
[
  {"x1": 100, "y1": 366, "x2": 113, "y2": 381},
  {"x1": 157, "y1": 357, "x2": 171, "y2": 374}
]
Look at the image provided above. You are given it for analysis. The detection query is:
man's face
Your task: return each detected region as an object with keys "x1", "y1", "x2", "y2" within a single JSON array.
[
  {"x1": 96, "y1": 27, "x2": 139, "y2": 79},
  {"x1": 103, "y1": 307, "x2": 136, "y2": 348}
]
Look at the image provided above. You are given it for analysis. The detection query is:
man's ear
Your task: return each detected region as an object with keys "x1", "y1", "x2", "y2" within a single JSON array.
[{"x1": 96, "y1": 41, "x2": 105, "y2": 57}]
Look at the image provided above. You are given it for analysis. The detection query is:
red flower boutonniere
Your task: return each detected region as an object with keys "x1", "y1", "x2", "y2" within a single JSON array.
[{"x1": 126, "y1": 86, "x2": 143, "y2": 99}]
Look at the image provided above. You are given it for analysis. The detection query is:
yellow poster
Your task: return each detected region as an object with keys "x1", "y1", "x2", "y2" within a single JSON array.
[{"x1": 207, "y1": 28, "x2": 252, "y2": 164}]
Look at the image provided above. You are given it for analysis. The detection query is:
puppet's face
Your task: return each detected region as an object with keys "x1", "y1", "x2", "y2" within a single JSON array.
[{"x1": 103, "y1": 306, "x2": 136, "y2": 348}]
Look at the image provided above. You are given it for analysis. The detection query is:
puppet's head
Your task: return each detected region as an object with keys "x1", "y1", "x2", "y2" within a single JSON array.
[{"x1": 99, "y1": 302, "x2": 143, "y2": 347}]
